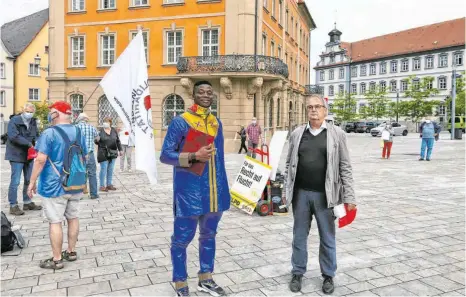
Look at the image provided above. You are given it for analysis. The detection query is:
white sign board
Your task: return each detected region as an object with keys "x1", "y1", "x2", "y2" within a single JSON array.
[
  {"x1": 268, "y1": 131, "x2": 288, "y2": 180},
  {"x1": 230, "y1": 156, "x2": 272, "y2": 215}
]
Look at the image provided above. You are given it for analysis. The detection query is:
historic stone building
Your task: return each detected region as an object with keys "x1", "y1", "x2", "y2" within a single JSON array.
[
  {"x1": 47, "y1": 0, "x2": 317, "y2": 152},
  {"x1": 314, "y1": 18, "x2": 465, "y2": 124}
]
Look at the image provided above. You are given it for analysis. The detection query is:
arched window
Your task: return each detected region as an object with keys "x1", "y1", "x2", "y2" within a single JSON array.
[
  {"x1": 163, "y1": 94, "x2": 184, "y2": 128},
  {"x1": 210, "y1": 94, "x2": 218, "y2": 117},
  {"x1": 70, "y1": 93, "x2": 84, "y2": 121},
  {"x1": 276, "y1": 97, "x2": 281, "y2": 127},
  {"x1": 98, "y1": 95, "x2": 119, "y2": 126}
]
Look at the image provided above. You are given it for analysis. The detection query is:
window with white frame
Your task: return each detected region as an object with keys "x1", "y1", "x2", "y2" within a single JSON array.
[
  {"x1": 426, "y1": 56, "x2": 434, "y2": 69},
  {"x1": 70, "y1": 93, "x2": 84, "y2": 119},
  {"x1": 261, "y1": 34, "x2": 266, "y2": 55},
  {"x1": 370, "y1": 63, "x2": 376, "y2": 75},
  {"x1": 439, "y1": 54, "x2": 448, "y2": 67},
  {"x1": 290, "y1": 16, "x2": 294, "y2": 37},
  {"x1": 380, "y1": 81, "x2": 386, "y2": 92},
  {"x1": 351, "y1": 66, "x2": 357, "y2": 77},
  {"x1": 29, "y1": 63, "x2": 39, "y2": 76},
  {"x1": 277, "y1": 46, "x2": 281, "y2": 59},
  {"x1": 278, "y1": 0, "x2": 283, "y2": 24},
  {"x1": 455, "y1": 52, "x2": 463, "y2": 66},
  {"x1": 329, "y1": 85, "x2": 334, "y2": 96},
  {"x1": 438, "y1": 76, "x2": 447, "y2": 89},
  {"x1": 338, "y1": 84, "x2": 344, "y2": 94},
  {"x1": 369, "y1": 82, "x2": 376, "y2": 91},
  {"x1": 360, "y1": 83, "x2": 366, "y2": 94},
  {"x1": 163, "y1": 94, "x2": 185, "y2": 128},
  {"x1": 132, "y1": 0, "x2": 148, "y2": 6},
  {"x1": 426, "y1": 79, "x2": 433, "y2": 89},
  {"x1": 270, "y1": 40, "x2": 275, "y2": 57},
  {"x1": 439, "y1": 105, "x2": 445, "y2": 115},
  {"x1": 70, "y1": 36, "x2": 85, "y2": 67},
  {"x1": 285, "y1": 9, "x2": 289, "y2": 31},
  {"x1": 329, "y1": 69, "x2": 334, "y2": 80},
  {"x1": 263, "y1": 0, "x2": 267, "y2": 8},
  {"x1": 166, "y1": 31, "x2": 182, "y2": 63},
  {"x1": 413, "y1": 79, "x2": 420, "y2": 90},
  {"x1": 390, "y1": 60, "x2": 398, "y2": 73},
  {"x1": 202, "y1": 29, "x2": 219, "y2": 57},
  {"x1": 0, "y1": 91, "x2": 5, "y2": 106},
  {"x1": 100, "y1": 34, "x2": 115, "y2": 66},
  {"x1": 71, "y1": 0, "x2": 85, "y2": 12},
  {"x1": 0, "y1": 63, "x2": 5, "y2": 78},
  {"x1": 360, "y1": 65, "x2": 367, "y2": 76},
  {"x1": 131, "y1": 31, "x2": 149, "y2": 62},
  {"x1": 339, "y1": 68, "x2": 344, "y2": 79},
  {"x1": 29, "y1": 88, "x2": 40, "y2": 101},
  {"x1": 401, "y1": 59, "x2": 409, "y2": 72},
  {"x1": 271, "y1": 0, "x2": 275, "y2": 17},
  {"x1": 100, "y1": 0, "x2": 115, "y2": 9},
  {"x1": 351, "y1": 84, "x2": 357, "y2": 94},
  {"x1": 390, "y1": 80, "x2": 397, "y2": 92},
  {"x1": 164, "y1": 0, "x2": 183, "y2": 4},
  {"x1": 319, "y1": 70, "x2": 325, "y2": 81},
  {"x1": 401, "y1": 80, "x2": 408, "y2": 91},
  {"x1": 413, "y1": 57, "x2": 421, "y2": 70},
  {"x1": 380, "y1": 62, "x2": 387, "y2": 74}
]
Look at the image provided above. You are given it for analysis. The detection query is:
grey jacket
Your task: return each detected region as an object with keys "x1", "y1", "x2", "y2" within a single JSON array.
[{"x1": 283, "y1": 122, "x2": 356, "y2": 208}]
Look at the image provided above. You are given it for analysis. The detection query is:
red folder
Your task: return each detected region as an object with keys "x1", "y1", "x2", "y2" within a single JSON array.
[{"x1": 181, "y1": 128, "x2": 215, "y2": 176}]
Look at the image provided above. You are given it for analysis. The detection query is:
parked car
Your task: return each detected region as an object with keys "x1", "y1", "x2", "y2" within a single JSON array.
[
  {"x1": 371, "y1": 122, "x2": 408, "y2": 137},
  {"x1": 345, "y1": 122, "x2": 357, "y2": 133},
  {"x1": 447, "y1": 116, "x2": 465, "y2": 133},
  {"x1": 355, "y1": 121, "x2": 379, "y2": 133}
]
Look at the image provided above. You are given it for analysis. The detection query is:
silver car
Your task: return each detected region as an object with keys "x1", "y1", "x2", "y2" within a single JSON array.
[{"x1": 371, "y1": 122, "x2": 408, "y2": 137}]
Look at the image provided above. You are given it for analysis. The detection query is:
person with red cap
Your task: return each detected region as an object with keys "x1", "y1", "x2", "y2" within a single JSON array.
[
  {"x1": 27, "y1": 101, "x2": 88, "y2": 270},
  {"x1": 284, "y1": 94, "x2": 356, "y2": 295}
]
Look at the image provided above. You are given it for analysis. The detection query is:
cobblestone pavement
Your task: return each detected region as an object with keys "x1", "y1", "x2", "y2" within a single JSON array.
[{"x1": 1, "y1": 133, "x2": 465, "y2": 296}]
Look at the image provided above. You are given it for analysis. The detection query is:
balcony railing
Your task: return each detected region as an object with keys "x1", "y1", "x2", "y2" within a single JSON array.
[
  {"x1": 177, "y1": 55, "x2": 289, "y2": 78},
  {"x1": 305, "y1": 85, "x2": 324, "y2": 95}
]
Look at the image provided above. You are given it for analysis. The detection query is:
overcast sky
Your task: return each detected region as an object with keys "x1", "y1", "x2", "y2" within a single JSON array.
[{"x1": 2, "y1": 0, "x2": 465, "y2": 81}]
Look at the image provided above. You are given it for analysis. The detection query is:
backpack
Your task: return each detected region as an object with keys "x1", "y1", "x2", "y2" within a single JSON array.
[
  {"x1": 1, "y1": 211, "x2": 25, "y2": 253},
  {"x1": 49, "y1": 126, "x2": 87, "y2": 193}
]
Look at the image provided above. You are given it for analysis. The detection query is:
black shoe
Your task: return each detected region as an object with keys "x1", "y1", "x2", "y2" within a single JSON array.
[
  {"x1": 23, "y1": 202, "x2": 42, "y2": 210},
  {"x1": 322, "y1": 276, "x2": 334, "y2": 295},
  {"x1": 419, "y1": 158, "x2": 424, "y2": 161},
  {"x1": 198, "y1": 279, "x2": 226, "y2": 297},
  {"x1": 426, "y1": 158, "x2": 431, "y2": 161},
  {"x1": 176, "y1": 286, "x2": 190, "y2": 297},
  {"x1": 289, "y1": 274, "x2": 303, "y2": 293}
]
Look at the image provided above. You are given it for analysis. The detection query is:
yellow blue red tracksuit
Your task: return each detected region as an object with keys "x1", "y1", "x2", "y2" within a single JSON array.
[{"x1": 160, "y1": 106, "x2": 230, "y2": 282}]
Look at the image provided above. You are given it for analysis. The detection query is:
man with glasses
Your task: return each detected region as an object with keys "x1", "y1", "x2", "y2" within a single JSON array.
[{"x1": 283, "y1": 94, "x2": 356, "y2": 294}]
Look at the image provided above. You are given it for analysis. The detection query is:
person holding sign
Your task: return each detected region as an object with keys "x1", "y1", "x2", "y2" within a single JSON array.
[
  {"x1": 160, "y1": 81, "x2": 230, "y2": 297},
  {"x1": 284, "y1": 94, "x2": 356, "y2": 295}
]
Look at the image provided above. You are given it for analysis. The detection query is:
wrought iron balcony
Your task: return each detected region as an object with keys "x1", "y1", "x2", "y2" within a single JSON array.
[
  {"x1": 305, "y1": 84, "x2": 324, "y2": 95},
  {"x1": 177, "y1": 55, "x2": 289, "y2": 78}
]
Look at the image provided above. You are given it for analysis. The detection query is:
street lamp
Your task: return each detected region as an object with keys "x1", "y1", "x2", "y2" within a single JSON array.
[
  {"x1": 395, "y1": 89, "x2": 400, "y2": 123},
  {"x1": 34, "y1": 54, "x2": 49, "y2": 72}
]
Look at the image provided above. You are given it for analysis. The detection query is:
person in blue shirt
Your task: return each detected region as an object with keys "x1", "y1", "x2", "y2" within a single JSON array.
[
  {"x1": 419, "y1": 119, "x2": 441, "y2": 161},
  {"x1": 27, "y1": 101, "x2": 88, "y2": 270}
]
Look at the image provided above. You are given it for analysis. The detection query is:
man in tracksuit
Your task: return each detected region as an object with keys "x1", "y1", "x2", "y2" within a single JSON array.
[{"x1": 160, "y1": 81, "x2": 230, "y2": 297}]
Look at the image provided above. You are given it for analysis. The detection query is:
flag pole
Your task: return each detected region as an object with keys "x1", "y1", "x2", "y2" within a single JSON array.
[{"x1": 82, "y1": 83, "x2": 101, "y2": 109}]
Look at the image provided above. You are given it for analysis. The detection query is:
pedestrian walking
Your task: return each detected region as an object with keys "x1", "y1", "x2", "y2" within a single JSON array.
[
  {"x1": 27, "y1": 101, "x2": 87, "y2": 270},
  {"x1": 96, "y1": 118, "x2": 122, "y2": 192},
  {"x1": 381, "y1": 124, "x2": 394, "y2": 159},
  {"x1": 246, "y1": 117, "x2": 262, "y2": 158},
  {"x1": 419, "y1": 119, "x2": 440, "y2": 161},
  {"x1": 284, "y1": 94, "x2": 356, "y2": 294},
  {"x1": 5, "y1": 103, "x2": 42, "y2": 215},
  {"x1": 160, "y1": 81, "x2": 230, "y2": 297},
  {"x1": 118, "y1": 123, "x2": 134, "y2": 172},
  {"x1": 76, "y1": 113, "x2": 100, "y2": 199},
  {"x1": 237, "y1": 126, "x2": 247, "y2": 154}
]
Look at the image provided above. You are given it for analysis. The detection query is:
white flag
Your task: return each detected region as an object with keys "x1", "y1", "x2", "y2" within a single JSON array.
[{"x1": 99, "y1": 31, "x2": 157, "y2": 184}]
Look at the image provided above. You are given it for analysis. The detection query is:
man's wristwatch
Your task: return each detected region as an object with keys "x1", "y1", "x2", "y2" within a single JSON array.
[{"x1": 188, "y1": 153, "x2": 197, "y2": 163}]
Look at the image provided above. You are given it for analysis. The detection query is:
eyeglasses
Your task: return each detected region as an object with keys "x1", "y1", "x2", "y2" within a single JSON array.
[{"x1": 307, "y1": 105, "x2": 326, "y2": 111}]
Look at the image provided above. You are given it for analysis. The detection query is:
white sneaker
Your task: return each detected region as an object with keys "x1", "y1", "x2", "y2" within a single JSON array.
[
  {"x1": 120, "y1": 169, "x2": 125, "y2": 173},
  {"x1": 128, "y1": 169, "x2": 133, "y2": 173}
]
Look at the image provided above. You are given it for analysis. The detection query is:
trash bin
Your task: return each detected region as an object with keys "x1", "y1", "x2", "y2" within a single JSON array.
[{"x1": 454, "y1": 128, "x2": 463, "y2": 140}]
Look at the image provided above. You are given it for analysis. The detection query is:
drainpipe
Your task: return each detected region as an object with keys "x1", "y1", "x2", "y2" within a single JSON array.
[{"x1": 253, "y1": 0, "x2": 258, "y2": 117}]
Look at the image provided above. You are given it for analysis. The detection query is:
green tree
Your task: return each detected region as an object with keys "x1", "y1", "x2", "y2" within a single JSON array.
[
  {"x1": 32, "y1": 102, "x2": 50, "y2": 132},
  {"x1": 446, "y1": 75, "x2": 466, "y2": 115},
  {"x1": 358, "y1": 105, "x2": 371, "y2": 121},
  {"x1": 332, "y1": 91, "x2": 358, "y2": 122},
  {"x1": 400, "y1": 76, "x2": 440, "y2": 123},
  {"x1": 364, "y1": 84, "x2": 390, "y2": 121}
]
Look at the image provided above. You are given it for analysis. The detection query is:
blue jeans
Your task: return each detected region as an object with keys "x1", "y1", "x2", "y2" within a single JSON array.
[
  {"x1": 171, "y1": 212, "x2": 223, "y2": 282},
  {"x1": 87, "y1": 152, "x2": 98, "y2": 196},
  {"x1": 420, "y1": 138, "x2": 435, "y2": 160},
  {"x1": 291, "y1": 189, "x2": 336, "y2": 277},
  {"x1": 8, "y1": 161, "x2": 33, "y2": 206},
  {"x1": 99, "y1": 159, "x2": 115, "y2": 187}
]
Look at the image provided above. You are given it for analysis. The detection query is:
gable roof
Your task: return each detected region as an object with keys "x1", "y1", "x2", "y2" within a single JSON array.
[
  {"x1": 1, "y1": 9, "x2": 49, "y2": 57},
  {"x1": 343, "y1": 18, "x2": 465, "y2": 63}
]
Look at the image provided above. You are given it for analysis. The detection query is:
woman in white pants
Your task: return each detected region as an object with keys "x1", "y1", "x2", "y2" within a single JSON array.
[{"x1": 118, "y1": 126, "x2": 134, "y2": 172}]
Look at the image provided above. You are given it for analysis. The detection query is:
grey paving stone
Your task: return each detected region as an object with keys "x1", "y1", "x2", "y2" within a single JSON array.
[
  {"x1": 26, "y1": 288, "x2": 67, "y2": 296},
  {"x1": 254, "y1": 263, "x2": 289, "y2": 278},
  {"x1": 398, "y1": 280, "x2": 443, "y2": 296},
  {"x1": 226, "y1": 269, "x2": 263, "y2": 284},
  {"x1": 344, "y1": 268, "x2": 384, "y2": 281},
  {"x1": 129, "y1": 283, "x2": 175, "y2": 296},
  {"x1": 129, "y1": 249, "x2": 165, "y2": 261},
  {"x1": 94, "y1": 273, "x2": 118, "y2": 282},
  {"x1": 393, "y1": 272, "x2": 422, "y2": 282},
  {"x1": 228, "y1": 289, "x2": 265, "y2": 296},
  {"x1": 2, "y1": 287, "x2": 32, "y2": 296},
  {"x1": 58, "y1": 277, "x2": 94, "y2": 289},
  {"x1": 90, "y1": 289, "x2": 131, "y2": 296},
  {"x1": 68, "y1": 281, "x2": 112, "y2": 296},
  {"x1": 368, "y1": 276, "x2": 402, "y2": 288},
  {"x1": 372, "y1": 262, "x2": 415, "y2": 276},
  {"x1": 346, "y1": 281, "x2": 376, "y2": 293},
  {"x1": 2, "y1": 276, "x2": 39, "y2": 291},
  {"x1": 227, "y1": 281, "x2": 263, "y2": 293},
  {"x1": 346, "y1": 290, "x2": 378, "y2": 296},
  {"x1": 259, "y1": 284, "x2": 302, "y2": 296},
  {"x1": 110, "y1": 275, "x2": 151, "y2": 291},
  {"x1": 80, "y1": 264, "x2": 124, "y2": 279},
  {"x1": 421, "y1": 275, "x2": 464, "y2": 292},
  {"x1": 31, "y1": 282, "x2": 57, "y2": 293},
  {"x1": 370, "y1": 284, "x2": 417, "y2": 296},
  {"x1": 443, "y1": 271, "x2": 466, "y2": 285},
  {"x1": 12, "y1": 264, "x2": 54, "y2": 278}
]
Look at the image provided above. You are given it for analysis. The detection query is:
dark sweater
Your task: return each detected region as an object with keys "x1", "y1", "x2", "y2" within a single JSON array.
[
  {"x1": 97, "y1": 128, "x2": 122, "y2": 163},
  {"x1": 295, "y1": 129, "x2": 328, "y2": 192}
]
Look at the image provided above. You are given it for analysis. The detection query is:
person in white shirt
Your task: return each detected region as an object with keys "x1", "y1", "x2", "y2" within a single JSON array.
[{"x1": 118, "y1": 124, "x2": 134, "y2": 172}]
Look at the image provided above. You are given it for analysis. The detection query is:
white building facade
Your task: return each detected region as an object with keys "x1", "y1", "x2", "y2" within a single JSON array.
[
  {"x1": 0, "y1": 40, "x2": 14, "y2": 121},
  {"x1": 314, "y1": 18, "x2": 465, "y2": 124}
]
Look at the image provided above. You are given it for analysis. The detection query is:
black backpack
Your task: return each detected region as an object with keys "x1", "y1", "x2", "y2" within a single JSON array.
[{"x1": 1, "y1": 211, "x2": 25, "y2": 253}]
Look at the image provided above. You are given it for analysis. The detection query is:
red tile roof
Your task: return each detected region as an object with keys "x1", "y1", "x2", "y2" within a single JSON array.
[{"x1": 342, "y1": 18, "x2": 465, "y2": 63}]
